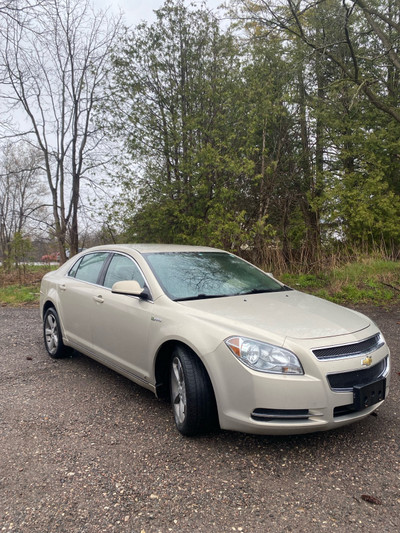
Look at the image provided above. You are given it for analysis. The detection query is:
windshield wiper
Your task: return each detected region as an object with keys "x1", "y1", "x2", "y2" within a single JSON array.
[
  {"x1": 238, "y1": 286, "x2": 292, "y2": 296},
  {"x1": 174, "y1": 293, "x2": 228, "y2": 302},
  {"x1": 175, "y1": 286, "x2": 292, "y2": 301}
]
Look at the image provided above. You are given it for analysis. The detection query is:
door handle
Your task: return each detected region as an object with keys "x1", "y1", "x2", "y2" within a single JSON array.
[
  {"x1": 93, "y1": 295, "x2": 104, "y2": 304},
  {"x1": 59, "y1": 284, "x2": 66, "y2": 291}
]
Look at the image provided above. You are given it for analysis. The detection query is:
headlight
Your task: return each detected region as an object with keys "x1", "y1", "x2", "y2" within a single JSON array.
[
  {"x1": 373, "y1": 329, "x2": 385, "y2": 348},
  {"x1": 225, "y1": 336, "x2": 304, "y2": 375}
]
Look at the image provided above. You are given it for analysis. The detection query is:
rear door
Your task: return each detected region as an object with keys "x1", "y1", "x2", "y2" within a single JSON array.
[{"x1": 58, "y1": 252, "x2": 110, "y2": 350}]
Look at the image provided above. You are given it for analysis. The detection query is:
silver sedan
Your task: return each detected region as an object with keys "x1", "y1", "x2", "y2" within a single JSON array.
[{"x1": 40, "y1": 244, "x2": 390, "y2": 436}]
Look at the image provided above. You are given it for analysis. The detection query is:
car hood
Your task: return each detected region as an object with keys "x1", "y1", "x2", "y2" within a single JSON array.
[{"x1": 178, "y1": 290, "x2": 370, "y2": 341}]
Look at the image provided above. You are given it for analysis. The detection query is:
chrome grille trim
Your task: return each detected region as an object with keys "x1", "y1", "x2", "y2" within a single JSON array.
[{"x1": 312, "y1": 333, "x2": 383, "y2": 361}]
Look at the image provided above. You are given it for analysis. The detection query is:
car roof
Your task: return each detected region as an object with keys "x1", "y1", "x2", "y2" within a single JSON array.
[{"x1": 86, "y1": 243, "x2": 223, "y2": 255}]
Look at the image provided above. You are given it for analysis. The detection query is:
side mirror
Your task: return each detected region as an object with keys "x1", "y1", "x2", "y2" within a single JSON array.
[{"x1": 111, "y1": 280, "x2": 150, "y2": 300}]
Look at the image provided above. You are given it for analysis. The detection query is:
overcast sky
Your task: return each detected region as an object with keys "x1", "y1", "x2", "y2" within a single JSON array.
[{"x1": 94, "y1": 0, "x2": 225, "y2": 27}]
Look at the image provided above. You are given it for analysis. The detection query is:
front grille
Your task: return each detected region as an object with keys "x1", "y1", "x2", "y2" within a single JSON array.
[
  {"x1": 313, "y1": 333, "x2": 383, "y2": 360},
  {"x1": 327, "y1": 357, "x2": 387, "y2": 391}
]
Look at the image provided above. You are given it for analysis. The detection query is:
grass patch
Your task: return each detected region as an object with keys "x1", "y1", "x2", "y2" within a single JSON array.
[
  {"x1": 0, "y1": 264, "x2": 57, "y2": 307},
  {"x1": 281, "y1": 258, "x2": 400, "y2": 306},
  {"x1": 0, "y1": 284, "x2": 40, "y2": 306}
]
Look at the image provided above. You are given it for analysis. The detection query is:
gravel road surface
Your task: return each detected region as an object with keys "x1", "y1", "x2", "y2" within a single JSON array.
[{"x1": 0, "y1": 306, "x2": 399, "y2": 532}]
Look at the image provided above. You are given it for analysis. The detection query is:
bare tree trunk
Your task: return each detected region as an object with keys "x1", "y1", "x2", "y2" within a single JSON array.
[{"x1": 298, "y1": 66, "x2": 321, "y2": 263}]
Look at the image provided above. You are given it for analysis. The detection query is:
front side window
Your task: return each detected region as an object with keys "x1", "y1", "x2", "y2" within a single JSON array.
[
  {"x1": 68, "y1": 252, "x2": 108, "y2": 284},
  {"x1": 103, "y1": 254, "x2": 145, "y2": 289},
  {"x1": 144, "y1": 252, "x2": 288, "y2": 301}
]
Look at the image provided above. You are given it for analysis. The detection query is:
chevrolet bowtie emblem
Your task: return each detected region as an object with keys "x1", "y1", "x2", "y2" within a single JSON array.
[{"x1": 361, "y1": 356, "x2": 373, "y2": 367}]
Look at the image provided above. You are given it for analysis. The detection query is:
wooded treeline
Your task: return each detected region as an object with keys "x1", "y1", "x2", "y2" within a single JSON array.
[
  {"x1": 1, "y1": 0, "x2": 400, "y2": 270},
  {"x1": 107, "y1": 0, "x2": 400, "y2": 269}
]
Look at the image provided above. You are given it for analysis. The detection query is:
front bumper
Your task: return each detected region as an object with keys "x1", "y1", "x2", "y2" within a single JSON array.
[{"x1": 205, "y1": 335, "x2": 390, "y2": 435}]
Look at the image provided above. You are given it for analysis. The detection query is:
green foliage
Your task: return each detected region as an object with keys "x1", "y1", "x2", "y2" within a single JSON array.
[
  {"x1": 108, "y1": 0, "x2": 306, "y2": 255},
  {"x1": 104, "y1": 0, "x2": 400, "y2": 265},
  {"x1": 322, "y1": 96, "x2": 400, "y2": 247},
  {"x1": 282, "y1": 258, "x2": 400, "y2": 306},
  {"x1": 110, "y1": 0, "x2": 247, "y2": 247},
  {"x1": 10, "y1": 232, "x2": 33, "y2": 265},
  {"x1": 1, "y1": 233, "x2": 34, "y2": 274}
]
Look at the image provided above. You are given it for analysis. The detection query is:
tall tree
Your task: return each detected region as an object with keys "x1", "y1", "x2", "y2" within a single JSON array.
[
  {"x1": 0, "y1": 0, "x2": 122, "y2": 261},
  {"x1": 109, "y1": 0, "x2": 256, "y2": 249}
]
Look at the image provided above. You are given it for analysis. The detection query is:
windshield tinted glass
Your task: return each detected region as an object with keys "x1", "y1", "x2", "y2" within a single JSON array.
[{"x1": 144, "y1": 252, "x2": 286, "y2": 301}]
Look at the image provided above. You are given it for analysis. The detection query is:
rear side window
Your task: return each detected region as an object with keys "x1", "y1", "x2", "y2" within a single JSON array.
[
  {"x1": 103, "y1": 254, "x2": 145, "y2": 289},
  {"x1": 68, "y1": 252, "x2": 109, "y2": 284}
]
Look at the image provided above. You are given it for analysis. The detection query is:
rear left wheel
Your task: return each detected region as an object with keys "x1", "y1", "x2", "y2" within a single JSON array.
[
  {"x1": 170, "y1": 346, "x2": 217, "y2": 436},
  {"x1": 43, "y1": 307, "x2": 72, "y2": 359}
]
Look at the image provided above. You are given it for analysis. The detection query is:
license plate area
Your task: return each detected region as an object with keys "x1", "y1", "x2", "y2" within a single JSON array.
[{"x1": 353, "y1": 379, "x2": 386, "y2": 411}]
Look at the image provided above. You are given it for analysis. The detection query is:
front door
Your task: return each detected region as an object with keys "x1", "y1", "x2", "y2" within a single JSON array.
[{"x1": 90, "y1": 253, "x2": 153, "y2": 384}]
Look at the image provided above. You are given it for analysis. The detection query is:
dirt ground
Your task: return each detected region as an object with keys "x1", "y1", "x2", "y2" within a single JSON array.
[{"x1": 0, "y1": 305, "x2": 399, "y2": 533}]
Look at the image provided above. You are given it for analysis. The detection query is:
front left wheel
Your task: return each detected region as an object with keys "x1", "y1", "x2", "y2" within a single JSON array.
[
  {"x1": 43, "y1": 307, "x2": 72, "y2": 359},
  {"x1": 170, "y1": 346, "x2": 218, "y2": 436}
]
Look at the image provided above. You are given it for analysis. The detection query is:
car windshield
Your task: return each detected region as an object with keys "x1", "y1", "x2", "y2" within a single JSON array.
[{"x1": 143, "y1": 251, "x2": 289, "y2": 301}]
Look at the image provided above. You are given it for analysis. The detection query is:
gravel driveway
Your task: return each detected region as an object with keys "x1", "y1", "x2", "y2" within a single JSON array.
[{"x1": 0, "y1": 306, "x2": 399, "y2": 532}]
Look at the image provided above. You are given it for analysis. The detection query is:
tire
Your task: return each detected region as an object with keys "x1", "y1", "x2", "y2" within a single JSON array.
[
  {"x1": 43, "y1": 307, "x2": 71, "y2": 359},
  {"x1": 170, "y1": 346, "x2": 218, "y2": 436}
]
